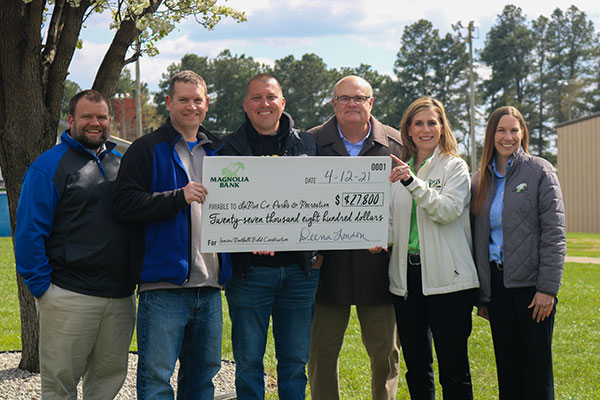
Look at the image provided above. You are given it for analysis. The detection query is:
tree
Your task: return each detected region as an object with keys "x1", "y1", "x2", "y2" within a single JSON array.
[
  {"x1": 113, "y1": 68, "x2": 162, "y2": 140},
  {"x1": 431, "y1": 32, "x2": 470, "y2": 147},
  {"x1": 209, "y1": 50, "x2": 264, "y2": 133},
  {"x1": 394, "y1": 19, "x2": 439, "y2": 108},
  {"x1": 60, "y1": 79, "x2": 82, "y2": 121},
  {"x1": 546, "y1": 6, "x2": 599, "y2": 123},
  {"x1": 478, "y1": 5, "x2": 599, "y2": 163},
  {"x1": 155, "y1": 50, "x2": 264, "y2": 133},
  {"x1": 529, "y1": 15, "x2": 553, "y2": 158},
  {"x1": 393, "y1": 20, "x2": 471, "y2": 151},
  {"x1": 593, "y1": 45, "x2": 600, "y2": 112},
  {"x1": 373, "y1": 76, "x2": 405, "y2": 128},
  {"x1": 480, "y1": 4, "x2": 535, "y2": 115},
  {"x1": 272, "y1": 53, "x2": 335, "y2": 130},
  {"x1": 0, "y1": 0, "x2": 244, "y2": 372}
]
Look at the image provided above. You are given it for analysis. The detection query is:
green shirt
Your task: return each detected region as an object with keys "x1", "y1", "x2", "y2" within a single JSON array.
[{"x1": 407, "y1": 155, "x2": 431, "y2": 254}]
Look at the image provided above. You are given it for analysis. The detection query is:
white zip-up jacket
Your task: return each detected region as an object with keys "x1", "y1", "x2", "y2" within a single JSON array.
[{"x1": 388, "y1": 147, "x2": 479, "y2": 297}]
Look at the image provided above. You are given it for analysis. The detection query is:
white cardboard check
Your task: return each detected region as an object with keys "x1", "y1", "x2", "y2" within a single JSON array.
[{"x1": 200, "y1": 156, "x2": 391, "y2": 252}]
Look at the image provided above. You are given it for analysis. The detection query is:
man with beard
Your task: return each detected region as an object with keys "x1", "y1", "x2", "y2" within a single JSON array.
[{"x1": 15, "y1": 89, "x2": 136, "y2": 399}]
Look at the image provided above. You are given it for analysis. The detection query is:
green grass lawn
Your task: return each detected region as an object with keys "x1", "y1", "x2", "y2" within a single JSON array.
[
  {"x1": 566, "y1": 232, "x2": 600, "y2": 258},
  {"x1": 0, "y1": 238, "x2": 19, "y2": 349},
  {"x1": 2, "y1": 235, "x2": 599, "y2": 399}
]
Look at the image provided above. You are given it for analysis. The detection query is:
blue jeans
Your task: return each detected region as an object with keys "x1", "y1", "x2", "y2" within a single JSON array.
[
  {"x1": 226, "y1": 265, "x2": 319, "y2": 400},
  {"x1": 137, "y1": 287, "x2": 222, "y2": 400}
]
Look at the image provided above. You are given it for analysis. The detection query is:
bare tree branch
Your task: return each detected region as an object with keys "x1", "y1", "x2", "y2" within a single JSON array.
[
  {"x1": 123, "y1": 51, "x2": 141, "y2": 66},
  {"x1": 42, "y1": 0, "x2": 66, "y2": 68},
  {"x1": 45, "y1": 1, "x2": 91, "y2": 122},
  {"x1": 93, "y1": 0, "x2": 162, "y2": 98}
]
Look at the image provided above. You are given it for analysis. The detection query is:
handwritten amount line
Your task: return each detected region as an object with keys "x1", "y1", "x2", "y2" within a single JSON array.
[{"x1": 210, "y1": 221, "x2": 382, "y2": 226}]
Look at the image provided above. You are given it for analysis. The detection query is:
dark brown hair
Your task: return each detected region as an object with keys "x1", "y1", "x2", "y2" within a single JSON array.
[
  {"x1": 68, "y1": 89, "x2": 111, "y2": 116},
  {"x1": 472, "y1": 106, "x2": 530, "y2": 214}
]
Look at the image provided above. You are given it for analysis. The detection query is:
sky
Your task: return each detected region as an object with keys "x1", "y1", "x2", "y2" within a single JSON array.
[{"x1": 67, "y1": 0, "x2": 600, "y2": 94}]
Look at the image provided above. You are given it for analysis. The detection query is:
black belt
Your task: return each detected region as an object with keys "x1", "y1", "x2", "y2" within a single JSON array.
[
  {"x1": 408, "y1": 253, "x2": 421, "y2": 266},
  {"x1": 491, "y1": 261, "x2": 503, "y2": 270}
]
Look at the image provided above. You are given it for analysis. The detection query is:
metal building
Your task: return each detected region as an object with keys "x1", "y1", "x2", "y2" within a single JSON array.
[{"x1": 557, "y1": 112, "x2": 600, "y2": 233}]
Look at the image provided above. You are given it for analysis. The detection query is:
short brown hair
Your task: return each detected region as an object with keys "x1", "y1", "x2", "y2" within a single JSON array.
[
  {"x1": 68, "y1": 89, "x2": 111, "y2": 116},
  {"x1": 245, "y1": 74, "x2": 282, "y2": 98},
  {"x1": 169, "y1": 70, "x2": 207, "y2": 98}
]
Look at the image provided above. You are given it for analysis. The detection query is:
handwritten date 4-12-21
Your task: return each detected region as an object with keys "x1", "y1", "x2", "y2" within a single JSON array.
[{"x1": 322, "y1": 162, "x2": 387, "y2": 184}]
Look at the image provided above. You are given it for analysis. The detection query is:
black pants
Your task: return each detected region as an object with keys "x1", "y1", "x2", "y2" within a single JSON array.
[
  {"x1": 393, "y1": 264, "x2": 475, "y2": 400},
  {"x1": 488, "y1": 264, "x2": 556, "y2": 400}
]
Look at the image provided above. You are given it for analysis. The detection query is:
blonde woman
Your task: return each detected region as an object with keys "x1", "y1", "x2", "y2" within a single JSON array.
[{"x1": 385, "y1": 97, "x2": 479, "y2": 399}]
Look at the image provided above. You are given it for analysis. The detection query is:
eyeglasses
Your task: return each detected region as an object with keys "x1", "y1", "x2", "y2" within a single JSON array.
[{"x1": 334, "y1": 95, "x2": 371, "y2": 105}]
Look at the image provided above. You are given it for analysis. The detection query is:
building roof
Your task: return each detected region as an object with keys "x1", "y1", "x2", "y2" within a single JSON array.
[{"x1": 556, "y1": 111, "x2": 600, "y2": 128}]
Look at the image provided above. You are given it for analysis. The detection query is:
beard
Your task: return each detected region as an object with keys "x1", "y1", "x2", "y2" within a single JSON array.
[{"x1": 71, "y1": 121, "x2": 109, "y2": 150}]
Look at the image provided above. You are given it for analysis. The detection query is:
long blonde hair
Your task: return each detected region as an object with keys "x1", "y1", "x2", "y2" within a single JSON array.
[
  {"x1": 399, "y1": 97, "x2": 458, "y2": 162},
  {"x1": 472, "y1": 106, "x2": 530, "y2": 215}
]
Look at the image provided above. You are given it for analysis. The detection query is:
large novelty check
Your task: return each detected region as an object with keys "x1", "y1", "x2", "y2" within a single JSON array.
[{"x1": 200, "y1": 156, "x2": 391, "y2": 252}]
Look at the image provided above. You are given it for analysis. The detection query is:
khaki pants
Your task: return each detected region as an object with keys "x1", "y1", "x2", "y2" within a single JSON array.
[
  {"x1": 308, "y1": 303, "x2": 400, "y2": 400},
  {"x1": 38, "y1": 284, "x2": 135, "y2": 400}
]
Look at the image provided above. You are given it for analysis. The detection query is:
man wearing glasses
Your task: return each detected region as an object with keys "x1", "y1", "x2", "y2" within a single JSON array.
[{"x1": 308, "y1": 76, "x2": 402, "y2": 400}]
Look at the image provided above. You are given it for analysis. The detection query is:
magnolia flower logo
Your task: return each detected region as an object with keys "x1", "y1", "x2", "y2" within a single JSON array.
[
  {"x1": 222, "y1": 162, "x2": 245, "y2": 178},
  {"x1": 213, "y1": 162, "x2": 249, "y2": 188},
  {"x1": 515, "y1": 182, "x2": 527, "y2": 194}
]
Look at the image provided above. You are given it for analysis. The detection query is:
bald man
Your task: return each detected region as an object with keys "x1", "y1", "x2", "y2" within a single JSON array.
[{"x1": 308, "y1": 76, "x2": 402, "y2": 400}]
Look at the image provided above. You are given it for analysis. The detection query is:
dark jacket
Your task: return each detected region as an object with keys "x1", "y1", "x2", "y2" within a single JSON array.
[
  {"x1": 471, "y1": 147, "x2": 566, "y2": 304},
  {"x1": 220, "y1": 112, "x2": 320, "y2": 157},
  {"x1": 15, "y1": 131, "x2": 133, "y2": 298},
  {"x1": 111, "y1": 119, "x2": 230, "y2": 285},
  {"x1": 218, "y1": 112, "x2": 320, "y2": 276},
  {"x1": 310, "y1": 115, "x2": 403, "y2": 304}
]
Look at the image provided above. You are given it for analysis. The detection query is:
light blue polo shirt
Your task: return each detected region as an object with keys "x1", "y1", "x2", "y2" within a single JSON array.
[{"x1": 489, "y1": 156, "x2": 513, "y2": 263}]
